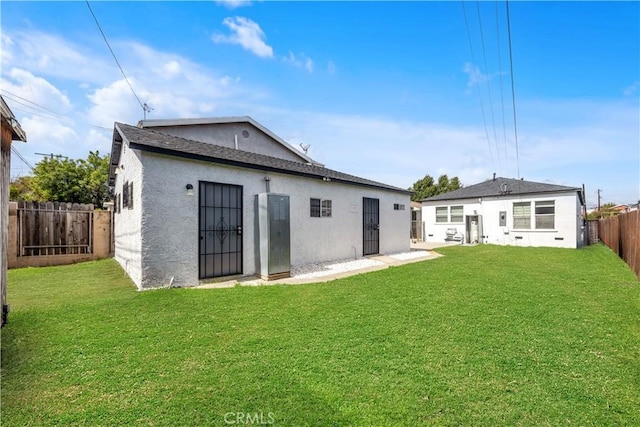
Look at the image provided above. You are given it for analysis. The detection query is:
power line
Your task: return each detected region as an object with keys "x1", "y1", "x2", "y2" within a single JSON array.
[
  {"x1": 475, "y1": 1, "x2": 501, "y2": 174},
  {"x1": 461, "y1": 1, "x2": 496, "y2": 173},
  {"x1": 495, "y1": 1, "x2": 509, "y2": 174},
  {"x1": 11, "y1": 145, "x2": 34, "y2": 171},
  {"x1": 0, "y1": 89, "x2": 67, "y2": 119},
  {"x1": 85, "y1": 0, "x2": 148, "y2": 113},
  {"x1": 505, "y1": 0, "x2": 521, "y2": 179}
]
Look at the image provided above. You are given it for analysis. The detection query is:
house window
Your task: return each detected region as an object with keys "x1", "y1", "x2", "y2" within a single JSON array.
[
  {"x1": 311, "y1": 198, "x2": 332, "y2": 217},
  {"x1": 115, "y1": 193, "x2": 120, "y2": 214},
  {"x1": 122, "y1": 182, "x2": 129, "y2": 209},
  {"x1": 535, "y1": 200, "x2": 555, "y2": 229},
  {"x1": 411, "y1": 211, "x2": 418, "y2": 221},
  {"x1": 310, "y1": 198, "x2": 320, "y2": 217},
  {"x1": 394, "y1": 203, "x2": 405, "y2": 211},
  {"x1": 321, "y1": 199, "x2": 332, "y2": 217},
  {"x1": 513, "y1": 202, "x2": 531, "y2": 229},
  {"x1": 127, "y1": 182, "x2": 134, "y2": 209},
  {"x1": 436, "y1": 207, "x2": 448, "y2": 223},
  {"x1": 450, "y1": 205, "x2": 463, "y2": 223}
]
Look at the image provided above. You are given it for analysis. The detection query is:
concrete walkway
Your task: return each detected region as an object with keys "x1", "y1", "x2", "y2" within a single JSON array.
[{"x1": 195, "y1": 241, "x2": 450, "y2": 289}]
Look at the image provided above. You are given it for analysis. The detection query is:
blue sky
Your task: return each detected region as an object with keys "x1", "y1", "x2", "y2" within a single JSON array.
[{"x1": 2, "y1": 1, "x2": 638, "y2": 206}]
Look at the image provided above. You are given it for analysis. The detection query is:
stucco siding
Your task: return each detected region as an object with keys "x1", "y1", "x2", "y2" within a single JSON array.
[
  {"x1": 422, "y1": 192, "x2": 581, "y2": 248},
  {"x1": 113, "y1": 141, "x2": 144, "y2": 288},
  {"x1": 137, "y1": 151, "x2": 409, "y2": 288},
  {"x1": 145, "y1": 123, "x2": 306, "y2": 163}
]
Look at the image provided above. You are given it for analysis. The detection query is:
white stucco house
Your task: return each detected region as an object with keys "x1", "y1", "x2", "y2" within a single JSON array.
[
  {"x1": 109, "y1": 117, "x2": 411, "y2": 289},
  {"x1": 421, "y1": 176, "x2": 585, "y2": 248}
]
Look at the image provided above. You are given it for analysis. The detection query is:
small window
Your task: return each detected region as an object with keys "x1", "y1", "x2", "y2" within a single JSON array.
[
  {"x1": 450, "y1": 205, "x2": 463, "y2": 222},
  {"x1": 321, "y1": 199, "x2": 332, "y2": 217},
  {"x1": 122, "y1": 181, "x2": 129, "y2": 209},
  {"x1": 127, "y1": 182, "x2": 134, "y2": 210},
  {"x1": 311, "y1": 198, "x2": 331, "y2": 218},
  {"x1": 115, "y1": 193, "x2": 120, "y2": 214},
  {"x1": 393, "y1": 203, "x2": 405, "y2": 211},
  {"x1": 411, "y1": 211, "x2": 417, "y2": 221},
  {"x1": 513, "y1": 202, "x2": 531, "y2": 229},
  {"x1": 436, "y1": 206, "x2": 448, "y2": 223},
  {"x1": 535, "y1": 200, "x2": 554, "y2": 229},
  {"x1": 310, "y1": 198, "x2": 321, "y2": 217}
]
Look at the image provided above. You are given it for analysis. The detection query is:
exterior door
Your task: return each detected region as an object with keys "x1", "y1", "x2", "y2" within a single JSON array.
[
  {"x1": 363, "y1": 197, "x2": 380, "y2": 255},
  {"x1": 199, "y1": 182, "x2": 243, "y2": 279}
]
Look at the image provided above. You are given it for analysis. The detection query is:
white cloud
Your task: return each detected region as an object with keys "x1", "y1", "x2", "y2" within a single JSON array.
[
  {"x1": 462, "y1": 62, "x2": 503, "y2": 92},
  {"x1": 327, "y1": 60, "x2": 337, "y2": 76},
  {"x1": 215, "y1": 0, "x2": 253, "y2": 9},
  {"x1": 282, "y1": 52, "x2": 314, "y2": 73},
  {"x1": 2, "y1": 68, "x2": 73, "y2": 116},
  {"x1": 1, "y1": 30, "x2": 115, "y2": 85},
  {"x1": 212, "y1": 16, "x2": 274, "y2": 58},
  {"x1": 623, "y1": 81, "x2": 639, "y2": 96}
]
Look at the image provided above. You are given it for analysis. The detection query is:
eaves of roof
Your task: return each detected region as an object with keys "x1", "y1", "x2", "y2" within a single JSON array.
[{"x1": 421, "y1": 177, "x2": 581, "y2": 202}]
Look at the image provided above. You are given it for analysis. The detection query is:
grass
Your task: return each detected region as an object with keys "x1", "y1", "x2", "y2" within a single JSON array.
[{"x1": 1, "y1": 244, "x2": 639, "y2": 426}]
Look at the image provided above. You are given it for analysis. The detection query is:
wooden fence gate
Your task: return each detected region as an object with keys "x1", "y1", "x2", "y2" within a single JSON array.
[{"x1": 16, "y1": 201, "x2": 94, "y2": 256}]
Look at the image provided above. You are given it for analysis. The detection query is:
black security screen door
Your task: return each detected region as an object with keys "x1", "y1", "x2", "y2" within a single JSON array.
[
  {"x1": 363, "y1": 197, "x2": 380, "y2": 256},
  {"x1": 199, "y1": 182, "x2": 243, "y2": 279}
]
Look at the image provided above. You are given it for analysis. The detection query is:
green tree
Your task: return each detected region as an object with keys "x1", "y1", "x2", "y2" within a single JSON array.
[
  {"x1": 9, "y1": 175, "x2": 36, "y2": 201},
  {"x1": 409, "y1": 174, "x2": 463, "y2": 202},
  {"x1": 11, "y1": 151, "x2": 111, "y2": 207}
]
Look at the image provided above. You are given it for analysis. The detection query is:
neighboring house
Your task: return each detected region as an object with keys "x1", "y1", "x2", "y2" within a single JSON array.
[
  {"x1": 109, "y1": 117, "x2": 411, "y2": 289},
  {"x1": 421, "y1": 176, "x2": 585, "y2": 248},
  {"x1": 1, "y1": 96, "x2": 27, "y2": 326}
]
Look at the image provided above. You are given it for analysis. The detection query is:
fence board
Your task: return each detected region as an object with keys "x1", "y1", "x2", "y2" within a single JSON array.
[
  {"x1": 17, "y1": 202, "x2": 94, "y2": 256},
  {"x1": 599, "y1": 210, "x2": 640, "y2": 279}
]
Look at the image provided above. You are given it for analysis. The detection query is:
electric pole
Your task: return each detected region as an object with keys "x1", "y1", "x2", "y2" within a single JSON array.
[{"x1": 597, "y1": 189, "x2": 601, "y2": 211}]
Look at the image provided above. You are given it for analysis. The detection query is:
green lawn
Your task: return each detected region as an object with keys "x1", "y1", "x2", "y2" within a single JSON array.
[{"x1": 2, "y1": 244, "x2": 639, "y2": 426}]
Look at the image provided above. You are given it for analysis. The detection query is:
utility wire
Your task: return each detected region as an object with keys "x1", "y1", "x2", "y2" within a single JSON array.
[
  {"x1": 11, "y1": 145, "x2": 34, "y2": 171},
  {"x1": 475, "y1": 1, "x2": 501, "y2": 174},
  {"x1": 495, "y1": 1, "x2": 509, "y2": 175},
  {"x1": 506, "y1": 0, "x2": 521, "y2": 179},
  {"x1": 462, "y1": 1, "x2": 496, "y2": 173},
  {"x1": 85, "y1": 0, "x2": 145, "y2": 111},
  {"x1": 1, "y1": 89, "x2": 67, "y2": 119}
]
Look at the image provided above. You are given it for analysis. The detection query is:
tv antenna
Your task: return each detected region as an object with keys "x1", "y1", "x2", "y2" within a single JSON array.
[
  {"x1": 299, "y1": 143, "x2": 310, "y2": 154},
  {"x1": 143, "y1": 102, "x2": 153, "y2": 120}
]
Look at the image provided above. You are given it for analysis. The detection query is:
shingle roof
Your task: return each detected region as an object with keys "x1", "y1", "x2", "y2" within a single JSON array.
[
  {"x1": 422, "y1": 177, "x2": 581, "y2": 202},
  {"x1": 111, "y1": 122, "x2": 411, "y2": 194}
]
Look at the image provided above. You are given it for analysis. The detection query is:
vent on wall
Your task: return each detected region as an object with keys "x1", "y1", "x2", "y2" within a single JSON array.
[{"x1": 242, "y1": 130, "x2": 250, "y2": 138}]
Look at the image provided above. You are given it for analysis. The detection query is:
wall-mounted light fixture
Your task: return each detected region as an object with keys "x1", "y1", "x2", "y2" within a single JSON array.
[
  {"x1": 115, "y1": 165, "x2": 124, "y2": 175},
  {"x1": 264, "y1": 176, "x2": 271, "y2": 193},
  {"x1": 186, "y1": 183, "x2": 194, "y2": 196},
  {"x1": 322, "y1": 177, "x2": 331, "y2": 182}
]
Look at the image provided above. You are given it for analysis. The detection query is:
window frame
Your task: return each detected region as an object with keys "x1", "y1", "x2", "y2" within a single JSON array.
[
  {"x1": 535, "y1": 200, "x2": 555, "y2": 229},
  {"x1": 311, "y1": 198, "x2": 332, "y2": 218},
  {"x1": 513, "y1": 201, "x2": 531, "y2": 229},
  {"x1": 435, "y1": 206, "x2": 448, "y2": 223},
  {"x1": 450, "y1": 205, "x2": 464, "y2": 223}
]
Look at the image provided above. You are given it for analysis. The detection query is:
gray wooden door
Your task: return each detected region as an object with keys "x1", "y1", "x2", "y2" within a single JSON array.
[
  {"x1": 199, "y1": 182, "x2": 243, "y2": 279},
  {"x1": 363, "y1": 197, "x2": 379, "y2": 255}
]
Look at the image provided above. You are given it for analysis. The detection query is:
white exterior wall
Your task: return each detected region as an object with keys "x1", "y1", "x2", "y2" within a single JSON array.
[
  {"x1": 422, "y1": 192, "x2": 582, "y2": 249},
  {"x1": 130, "y1": 152, "x2": 409, "y2": 289},
  {"x1": 113, "y1": 141, "x2": 144, "y2": 287}
]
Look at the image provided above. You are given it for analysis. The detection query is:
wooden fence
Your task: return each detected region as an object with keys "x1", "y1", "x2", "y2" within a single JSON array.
[
  {"x1": 599, "y1": 209, "x2": 640, "y2": 279},
  {"x1": 8, "y1": 202, "x2": 113, "y2": 268}
]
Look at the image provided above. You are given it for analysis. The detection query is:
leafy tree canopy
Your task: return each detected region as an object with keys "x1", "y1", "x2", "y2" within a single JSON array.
[
  {"x1": 409, "y1": 174, "x2": 463, "y2": 202},
  {"x1": 10, "y1": 151, "x2": 111, "y2": 207}
]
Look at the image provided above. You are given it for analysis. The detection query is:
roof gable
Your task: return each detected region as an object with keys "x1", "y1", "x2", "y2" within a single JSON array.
[
  {"x1": 422, "y1": 177, "x2": 581, "y2": 202},
  {"x1": 137, "y1": 116, "x2": 322, "y2": 166},
  {"x1": 110, "y1": 122, "x2": 410, "y2": 194}
]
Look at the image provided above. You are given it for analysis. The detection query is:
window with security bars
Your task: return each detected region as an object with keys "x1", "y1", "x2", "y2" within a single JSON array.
[
  {"x1": 513, "y1": 202, "x2": 531, "y2": 229},
  {"x1": 535, "y1": 200, "x2": 555, "y2": 229},
  {"x1": 310, "y1": 198, "x2": 332, "y2": 217}
]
